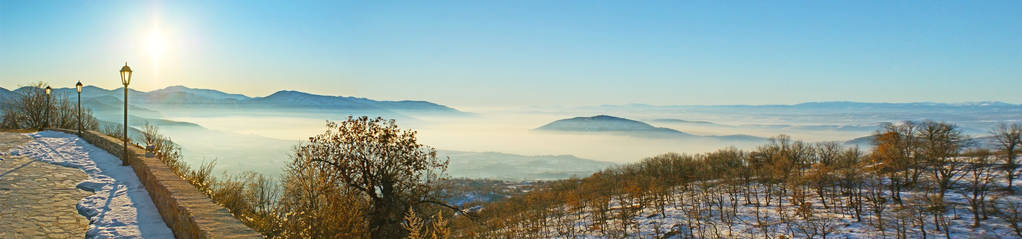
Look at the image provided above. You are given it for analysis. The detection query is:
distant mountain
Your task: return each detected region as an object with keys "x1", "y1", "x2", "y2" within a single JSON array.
[
  {"x1": 844, "y1": 134, "x2": 1000, "y2": 149},
  {"x1": 143, "y1": 85, "x2": 250, "y2": 104},
  {"x1": 652, "y1": 119, "x2": 717, "y2": 125},
  {"x1": 740, "y1": 123, "x2": 880, "y2": 132},
  {"x1": 0, "y1": 87, "x2": 11, "y2": 104},
  {"x1": 441, "y1": 151, "x2": 615, "y2": 180},
  {"x1": 9, "y1": 85, "x2": 464, "y2": 114},
  {"x1": 654, "y1": 118, "x2": 881, "y2": 133},
  {"x1": 250, "y1": 90, "x2": 459, "y2": 113},
  {"x1": 793, "y1": 101, "x2": 1020, "y2": 110},
  {"x1": 537, "y1": 115, "x2": 765, "y2": 141},
  {"x1": 537, "y1": 115, "x2": 691, "y2": 137},
  {"x1": 844, "y1": 135, "x2": 875, "y2": 147},
  {"x1": 593, "y1": 102, "x2": 1022, "y2": 116}
]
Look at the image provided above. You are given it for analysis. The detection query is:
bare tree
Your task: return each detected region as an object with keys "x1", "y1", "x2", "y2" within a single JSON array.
[
  {"x1": 995, "y1": 198, "x2": 1022, "y2": 238},
  {"x1": 1, "y1": 82, "x2": 99, "y2": 131},
  {"x1": 1, "y1": 83, "x2": 51, "y2": 129},
  {"x1": 917, "y1": 121, "x2": 967, "y2": 199},
  {"x1": 864, "y1": 173, "x2": 889, "y2": 238},
  {"x1": 293, "y1": 116, "x2": 450, "y2": 239},
  {"x1": 278, "y1": 146, "x2": 369, "y2": 238},
  {"x1": 993, "y1": 123, "x2": 1022, "y2": 190},
  {"x1": 959, "y1": 149, "x2": 996, "y2": 228},
  {"x1": 871, "y1": 122, "x2": 921, "y2": 205}
]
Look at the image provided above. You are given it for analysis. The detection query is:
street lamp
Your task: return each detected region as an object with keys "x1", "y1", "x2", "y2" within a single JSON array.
[
  {"x1": 120, "y1": 63, "x2": 133, "y2": 165},
  {"x1": 44, "y1": 86, "x2": 52, "y2": 129},
  {"x1": 76, "y1": 81, "x2": 83, "y2": 135}
]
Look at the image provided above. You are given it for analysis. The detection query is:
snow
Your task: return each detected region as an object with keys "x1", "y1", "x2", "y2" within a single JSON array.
[
  {"x1": 519, "y1": 172, "x2": 1022, "y2": 238},
  {"x1": 11, "y1": 131, "x2": 174, "y2": 238}
]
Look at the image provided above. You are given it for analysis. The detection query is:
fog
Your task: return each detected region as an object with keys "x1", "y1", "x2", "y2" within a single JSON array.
[
  {"x1": 139, "y1": 106, "x2": 889, "y2": 179},
  {"x1": 116, "y1": 102, "x2": 1022, "y2": 180}
]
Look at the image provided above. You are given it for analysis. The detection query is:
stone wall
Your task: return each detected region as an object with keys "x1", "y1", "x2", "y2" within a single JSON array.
[{"x1": 50, "y1": 129, "x2": 261, "y2": 239}]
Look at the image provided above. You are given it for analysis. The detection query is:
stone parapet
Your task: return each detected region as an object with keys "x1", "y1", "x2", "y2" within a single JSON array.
[{"x1": 48, "y1": 128, "x2": 261, "y2": 239}]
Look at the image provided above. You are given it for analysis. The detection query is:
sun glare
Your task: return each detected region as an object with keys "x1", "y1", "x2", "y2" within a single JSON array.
[
  {"x1": 146, "y1": 29, "x2": 167, "y2": 59},
  {"x1": 145, "y1": 28, "x2": 167, "y2": 81}
]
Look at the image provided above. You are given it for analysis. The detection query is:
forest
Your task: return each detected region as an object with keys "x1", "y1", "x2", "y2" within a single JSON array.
[{"x1": 451, "y1": 121, "x2": 1022, "y2": 238}]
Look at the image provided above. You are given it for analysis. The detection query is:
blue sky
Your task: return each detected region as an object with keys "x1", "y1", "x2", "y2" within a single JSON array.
[{"x1": 1, "y1": 1, "x2": 1020, "y2": 107}]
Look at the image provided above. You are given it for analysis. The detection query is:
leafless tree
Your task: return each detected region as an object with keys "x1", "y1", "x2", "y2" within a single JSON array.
[
  {"x1": 995, "y1": 198, "x2": 1022, "y2": 238},
  {"x1": 993, "y1": 123, "x2": 1022, "y2": 190},
  {"x1": 1, "y1": 83, "x2": 52, "y2": 129},
  {"x1": 1, "y1": 82, "x2": 99, "y2": 131},
  {"x1": 959, "y1": 149, "x2": 996, "y2": 227},
  {"x1": 293, "y1": 116, "x2": 450, "y2": 239},
  {"x1": 917, "y1": 121, "x2": 967, "y2": 199},
  {"x1": 864, "y1": 173, "x2": 888, "y2": 238}
]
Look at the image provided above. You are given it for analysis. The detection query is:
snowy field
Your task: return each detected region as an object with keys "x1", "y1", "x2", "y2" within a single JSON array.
[
  {"x1": 512, "y1": 175, "x2": 1022, "y2": 238},
  {"x1": 10, "y1": 131, "x2": 173, "y2": 238}
]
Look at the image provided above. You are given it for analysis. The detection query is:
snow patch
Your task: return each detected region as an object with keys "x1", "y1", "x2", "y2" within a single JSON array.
[{"x1": 11, "y1": 131, "x2": 174, "y2": 238}]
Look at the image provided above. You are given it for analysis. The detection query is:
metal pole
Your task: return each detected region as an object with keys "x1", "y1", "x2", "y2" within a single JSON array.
[
  {"x1": 78, "y1": 90, "x2": 82, "y2": 135},
  {"x1": 45, "y1": 95, "x2": 50, "y2": 129},
  {"x1": 123, "y1": 86, "x2": 129, "y2": 165}
]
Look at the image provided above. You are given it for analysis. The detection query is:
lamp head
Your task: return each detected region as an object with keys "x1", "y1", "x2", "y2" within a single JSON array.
[
  {"x1": 76, "y1": 81, "x2": 83, "y2": 93},
  {"x1": 45, "y1": 86, "x2": 52, "y2": 95},
  {"x1": 120, "y1": 62, "x2": 133, "y2": 86}
]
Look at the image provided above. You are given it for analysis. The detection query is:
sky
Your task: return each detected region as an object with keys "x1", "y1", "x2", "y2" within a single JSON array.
[{"x1": 1, "y1": 1, "x2": 1021, "y2": 108}]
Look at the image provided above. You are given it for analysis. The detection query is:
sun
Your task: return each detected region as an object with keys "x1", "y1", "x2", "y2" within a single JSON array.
[
  {"x1": 145, "y1": 28, "x2": 168, "y2": 81},
  {"x1": 146, "y1": 29, "x2": 167, "y2": 60}
]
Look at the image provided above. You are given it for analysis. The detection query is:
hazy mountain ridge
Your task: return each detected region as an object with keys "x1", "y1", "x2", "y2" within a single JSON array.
[
  {"x1": 844, "y1": 134, "x2": 1001, "y2": 149},
  {"x1": 591, "y1": 102, "x2": 1022, "y2": 136},
  {"x1": 144, "y1": 85, "x2": 250, "y2": 104},
  {"x1": 605, "y1": 101, "x2": 1022, "y2": 110},
  {"x1": 654, "y1": 118, "x2": 882, "y2": 132},
  {"x1": 793, "y1": 101, "x2": 1021, "y2": 109},
  {"x1": 651, "y1": 118, "x2": 716, "y2": 125},
  {"x1": 537, "y1": 115, "x2": 690, "y2": 136},
  {"x1": 537, "y1": 115, "x2": 764, "y2": 141},
  {"x1": 250, "y1": 90, "x2": 460, "y2": 112},
  {"x1": 6, "y1": 85, "x2": 463, "y2": 114}
]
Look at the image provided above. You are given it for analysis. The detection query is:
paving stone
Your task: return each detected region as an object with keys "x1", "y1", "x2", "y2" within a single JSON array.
[{"x1": 0, "y1": 132, "x2": 90, "y2": 238}]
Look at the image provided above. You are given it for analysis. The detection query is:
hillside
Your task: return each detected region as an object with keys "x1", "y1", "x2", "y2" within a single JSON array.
[
  {"x1": 536, "y1": 115, "x2": 763, "y2": 141},
  {"x1": 454, "y1": 129, "x2": 1022, "y2": 238},
  {"x1": 536, "y1": 115, "x2": 692, "y2": 136}
]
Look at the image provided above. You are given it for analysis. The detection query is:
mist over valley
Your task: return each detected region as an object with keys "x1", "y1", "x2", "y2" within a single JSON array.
[{"x1": 6, "y1": 85, "x2": 1019, "y2": 180}]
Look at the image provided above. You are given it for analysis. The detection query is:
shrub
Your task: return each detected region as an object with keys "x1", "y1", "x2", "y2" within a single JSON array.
[
  {"x1": 137, "y1": 119, "x2": 457, "y2": 239},
  {"x1": 1, "y1": 82, "x2": 99, "y2": 130},
  {"x1": 288, "y1": 116, "x2": 451, "y2": 239}
]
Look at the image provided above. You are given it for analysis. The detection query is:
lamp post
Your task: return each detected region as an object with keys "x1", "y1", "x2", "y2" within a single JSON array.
[
  {"x1": 120, "y1": 63, "x2": 133, "y2": 165},
  {"x1": 44, "y1": 86, "x2": 52, "y2": 129},
  {"x1": 76, "y1": 81, "x2": 83, "y2": 135}
]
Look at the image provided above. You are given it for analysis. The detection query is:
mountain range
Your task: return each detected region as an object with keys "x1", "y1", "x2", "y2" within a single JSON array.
[
  {"x1": 536, "y1": 115, "x2": 765, "y2": 141},
  {"x1": 843, "y1": 134, "x2": 1001, "y2": 149},
  {"x1": 600, "y1": 101, "x2": 1022, "y2": 111},
  {"x1": 0, "y1": 85, "x2": 462, "y2": 114},
  {"x1": 653, "y1": 118, "x2": 882, "y2": 132}
]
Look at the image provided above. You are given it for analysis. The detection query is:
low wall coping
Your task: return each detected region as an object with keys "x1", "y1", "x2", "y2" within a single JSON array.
[{"x1": 48, "y1": 128, "x2": 261, "y2": 239}]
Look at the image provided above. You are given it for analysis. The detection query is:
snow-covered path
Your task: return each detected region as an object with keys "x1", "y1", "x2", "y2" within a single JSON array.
[{"x1": 11, "y1": 131, "x2": 173, "y2": 238}]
